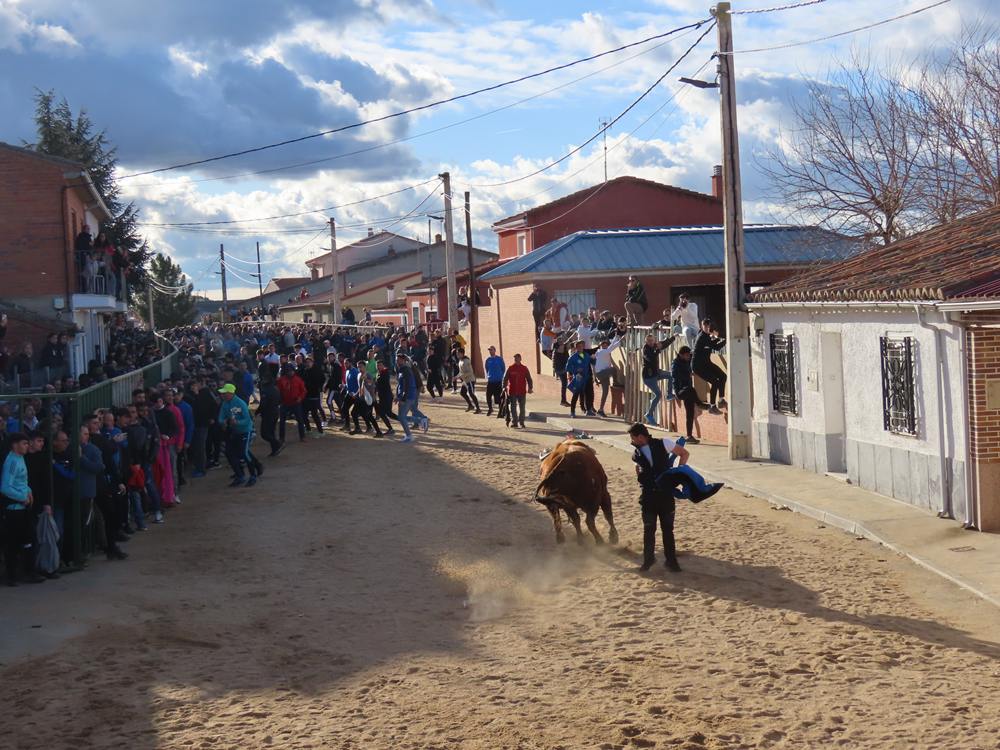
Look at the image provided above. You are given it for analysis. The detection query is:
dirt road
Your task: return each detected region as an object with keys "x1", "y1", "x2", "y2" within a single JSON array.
[{"x1": 2, "y1": 400, "x2": 999, "y2": 749}]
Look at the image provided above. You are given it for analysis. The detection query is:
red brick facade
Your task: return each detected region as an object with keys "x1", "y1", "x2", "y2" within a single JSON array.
[
  {"x1": 966, "y1": 312, "x2": 1000, "y2": 532},
  {"x1": 494, "y1": 177, "x2": 723, "y2": 260}
]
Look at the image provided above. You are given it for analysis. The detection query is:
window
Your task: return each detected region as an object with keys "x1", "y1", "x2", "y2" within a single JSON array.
[
  {"x1": 516, "y1": 233, "x2": 527, "y2": 256},
  {"x1": 769, "y1": 333, "x2": 797, "y2": 415},
  {"x1": 880, "y1": 336, "x2": 917, "y2": 435},
  {"x1": 558, "y1": 289, "x2": 597, "y2": 318}
]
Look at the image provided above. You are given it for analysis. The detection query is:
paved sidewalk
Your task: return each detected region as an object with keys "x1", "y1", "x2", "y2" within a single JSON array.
[{"x1": 527, "y1": 395, "x2": 1000, "y2": 609}]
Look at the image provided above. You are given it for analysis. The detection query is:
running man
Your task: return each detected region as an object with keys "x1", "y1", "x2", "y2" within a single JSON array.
[{"x1": 218, "y1": 384, "x2": 260, "y2": 488}]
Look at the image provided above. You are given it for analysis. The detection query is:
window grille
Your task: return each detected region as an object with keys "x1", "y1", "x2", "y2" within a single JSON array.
[
  {"x1": 769, "y1": 333, "x2": 797, "y2": 415},
  {"x1": 880, "y1": 336, "x2": 917, "y2": 435}
]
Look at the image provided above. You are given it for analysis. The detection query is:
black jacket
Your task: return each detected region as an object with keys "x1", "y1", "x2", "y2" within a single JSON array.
[
  {"x1": 303, "y1": 365, "x2": 326, "y2": 398},
  {"x1": 193, "y1": 390, "x2": 218, "y2": 428},
  {"x1": 258, "y1": 382, "x2": 280, "y2": 419},
  {"x1": 693, "y1": 331, "x2": 726, "y2": 371},
  {"x1": 671, "y1": 356, "x2": 694, "y2": 394},
  {"x1": 632, "y1": 438, "x2": 673, "y2": 495},
  {"x1": 641, "y1": 336, "x2": 674, "y2": 378}
]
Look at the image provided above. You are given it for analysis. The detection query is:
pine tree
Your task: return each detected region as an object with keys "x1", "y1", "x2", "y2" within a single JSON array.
[
  {"x1": 135, "y1": 254, "x2": 198, "y2": 329},
  {"x1": 26, "y1": 89, "x2": 151, "y2": 298}
]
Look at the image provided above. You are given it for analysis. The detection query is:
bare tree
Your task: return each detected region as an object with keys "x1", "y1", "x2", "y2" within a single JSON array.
[
  {"x1": 910, "y1": 24, "x2": 1000, "y2": 220},
  {"x1": 758, "y1": 53, "x2": 925, "y2": 246}
]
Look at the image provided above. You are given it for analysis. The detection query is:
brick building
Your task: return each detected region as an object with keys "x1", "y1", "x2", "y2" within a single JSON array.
[
  {"x1": 0, "y1": 142, "x2": 124, "y2": 380},
  {"x1": 748, "y1": 205, "x2": 1000, "y2": 532},
  {"x1": 476, "y1": 224, "x2": 855, "y2": 403},
  {"x1": 491, "y1": 174, "x2": 724, "y2": 260}
]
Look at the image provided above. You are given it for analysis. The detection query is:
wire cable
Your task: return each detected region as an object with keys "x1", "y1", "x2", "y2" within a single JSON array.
[
  {"x1": 140, "y1": 177, "x2": 439, "y2": 227},
  {"x1": 731, "y1": 0, "x2": 826, "y2": 13},
  {"x1": 124, "y1": 26, "x2": 704, "y2": 190},
  {"x1": 462, "y1": 22, "x2": 716, "y2": 189},
  {"x1": 117, "y1": 20, "x2": 711, "y2": 179},
  {"x1": 722, "y1": 0, "x2": 950, "y2": 54}
]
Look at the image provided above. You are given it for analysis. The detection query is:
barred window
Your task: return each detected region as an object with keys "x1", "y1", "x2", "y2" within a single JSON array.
[
  {"x1": 769, "y1": 333, "x2": 797, "y2": 415},
  {"x1": 880, "y1": 336, "x2": 917, "y2": 435}
]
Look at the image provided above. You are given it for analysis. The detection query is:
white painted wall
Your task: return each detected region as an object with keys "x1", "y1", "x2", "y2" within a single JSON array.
[{"x1": 749, "y1": 306, "x2": 968, "y2": 517}]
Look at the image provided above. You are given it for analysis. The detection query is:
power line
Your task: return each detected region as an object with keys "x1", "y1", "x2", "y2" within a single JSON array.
[
  {"x1": 731, "y1": 0, "x2": 826, "y2": 14},
  {"x1": 463, "y1": 21, "x2": 716, "y2": 189},
  {"x1": 140, "y1": 177, "x2": 439, "y2": 227},
  {"x1": 117, "y1": 19, "x2": 711, "y2": 180},
  {"x1": 723, "y1": 0, "x2": 950, "y2": 54},
  {"x1": 124, "y1": 27, "x2": 703, "y2": 190}
]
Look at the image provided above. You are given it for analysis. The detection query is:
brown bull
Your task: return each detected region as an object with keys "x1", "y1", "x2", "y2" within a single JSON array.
[{"x1": 534, "y1": 439, "x2": 619, "y2": 545}]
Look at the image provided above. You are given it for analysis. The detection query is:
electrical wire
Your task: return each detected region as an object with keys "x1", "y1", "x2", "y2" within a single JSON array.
[
  {"x1": 462, "y1": 22, "x2": 716, "y2": 188},
  {"x1": 731, "y1": 0, "x2": 826, "y2": 13},
  {"x1": 124, "y1": 25, "x2": 705, "y2": 190},
  {"x1": 140, "y1": 177, "x2": 439, "y2": 228},
  {"x1": 723, "y1": 0, "x2": 950, "y2": 54},
  {"x1": 118, "y1": 19, "x2": 712, "y2": 180}
]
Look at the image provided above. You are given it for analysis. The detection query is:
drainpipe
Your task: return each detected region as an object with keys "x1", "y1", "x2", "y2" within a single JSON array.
[
  {"x1": 60, "y1": 186, "x2": 72, "y2": 308},
  {"x1": 914, "y1": 305, "x2": 951, "y2": 519},
  {"x1": 952, "y1": 313, "x2": 978, "y2": 530}
]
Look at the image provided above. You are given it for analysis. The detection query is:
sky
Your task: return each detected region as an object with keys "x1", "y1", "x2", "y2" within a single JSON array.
[{"x1": 0, "y1": 0, "x2": 991, "y2": 300}]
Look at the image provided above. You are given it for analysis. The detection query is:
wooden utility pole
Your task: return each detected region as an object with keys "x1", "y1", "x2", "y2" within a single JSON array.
[
  {"x1": 464, "y1": 190, "x2": 477, "y2": 365},
  {"x1": 329, "y1": 218, "x2": 341, "y2": 324},
  {"x1": 713, "y1": 1, "x2": 752, "y2": 459},
  {"x1": 219, "y1": 243, "x2": 229, "y2": 323},
  {"x1": 147, "y1": 286, "x2": 155, "y2": 330},
  {"x1": 439, "y1": 172, "x2": 457, "y2": 331},
  {"x1": 255, "y1": 241, "x2": 265, "y2": 311}
]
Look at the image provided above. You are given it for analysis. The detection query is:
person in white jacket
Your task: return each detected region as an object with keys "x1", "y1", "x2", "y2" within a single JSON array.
[
  {"x1": 671, "y1": 293, "x2": 699, "y2": 349},
  {"x1": 456, "y1": 349, "x2": 481, "y2": 413},
  {"x1": 593, "y1": 335, "x2": 623, "y2": 417}
]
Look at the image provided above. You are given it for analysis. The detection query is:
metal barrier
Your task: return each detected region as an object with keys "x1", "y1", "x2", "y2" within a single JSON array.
[{"x1": 0, "y1": 334, "x2": 178, "y2": 566}]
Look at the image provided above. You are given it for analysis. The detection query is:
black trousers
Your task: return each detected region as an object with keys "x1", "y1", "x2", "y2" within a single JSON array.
[
  {"x1": 280, "y1": 403, "x2": 306, "y2": 440},
  {"x1": 225, "y1": 431, "x2": 259, "y2": 480},
  {"x1": 303, "y1": 397, "x2": 324, "y2": 432},
  {"x1": 375, "y1": 399, "x2": 396, "y2": 431},
  {"x1": 259, "y1": 409, "x2": 281, "y2": 452},
  {"x1": 350, "y1": 397, "x2": 380, "y2": 433},
  {"x1": 695, "y1": 362, "x2": 727, "y2": 404},
  {"x1": 570, "y1": 378, "x2": 594, "y2": 412},
  {"x1": 2, "y1": 505, "x2": 35, "y2": 583},
  {"x1": 485, "y1": 381, "x2": 503, "y2": 413},
  {"x1": 208, "y1": 424, "x2": 224, "y2": 464},
  {"x1": 557, "y1": 371, "x2": 569, "y2": 403},
  {"x1": 95, "y1": 491, "x2": 122, "y2": 554},
  {"x1": 677, "y1": 387, "x2": 700, "y2": 437},
  {"x1": 460, "y1": 382, "x2": 480, "y2": 411},
  {"x1": 427, "y1": 368, "x2": 445, "y2": 398},
  {"x1": 640, "y1": 492, "x2": 677, "y2": 565}
]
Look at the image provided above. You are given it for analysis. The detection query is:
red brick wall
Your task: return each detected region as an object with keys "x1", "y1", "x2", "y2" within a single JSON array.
[
  {"x1": 967, "y1": 318, "x2": 1000, "y2": 461},
  {"x1": 0, "y1": 150, "x2": 77, "y2": 302},
  {"x1": 496, "y1": 180, "x2": 722, "y2": 259}
]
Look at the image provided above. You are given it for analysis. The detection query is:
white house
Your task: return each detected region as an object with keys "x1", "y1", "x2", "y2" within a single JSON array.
[{"x1": 748, "y1": 206, "x2": 1000, "y2": 533}]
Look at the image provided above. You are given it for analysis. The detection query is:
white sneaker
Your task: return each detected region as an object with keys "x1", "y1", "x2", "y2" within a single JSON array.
[
  {"x1": 401, "y1": 435, "x2": 414, "y2": 443},
  {"x1": 173, "y1": 495, "x2": 181, "y2": 504},
  {"x1": 153, "y1": 511, "x2": 164, "y2": 523}
]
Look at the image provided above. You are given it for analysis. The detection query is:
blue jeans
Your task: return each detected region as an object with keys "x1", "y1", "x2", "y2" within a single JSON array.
[
  {"x1": 129, "y1": 490, "x2": 146, "y2": 529},
  {"x1": 142, "y1": 463, "x2": 162, "y2": 513},
  {"x1": 397, "y1": 398, "x2": 416, "y2": 437},
  {"x1": 643, "y1": 370, "x2": 674, "y2": 422}
]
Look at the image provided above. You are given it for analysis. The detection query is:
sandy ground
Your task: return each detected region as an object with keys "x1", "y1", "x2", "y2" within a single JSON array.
[{"x1": 2, "y1": 397, "x2": 1000, "y2": 750}]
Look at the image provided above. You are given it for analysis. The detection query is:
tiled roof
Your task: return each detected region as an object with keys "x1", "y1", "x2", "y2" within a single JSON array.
[
  {"x1": 479, "y1": 225, "x2": 855, "y2": 281},
  {"x1": 750, "y1": 205, "x2": 1000, "y2": 303},
  {"x1": 268, "y1": 277, "x2": 311, "y2": 290},
  {"x1": 491, "y1": 176, "x2": 719, "y2": 229}
]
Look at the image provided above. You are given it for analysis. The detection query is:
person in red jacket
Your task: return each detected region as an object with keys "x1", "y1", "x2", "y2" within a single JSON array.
[
  {"x1": 276, "y1": 364, "x2": 307, "y2": 443},
  {"x1": 501, "y1": 353, "x2": 533, "y2": 429}
]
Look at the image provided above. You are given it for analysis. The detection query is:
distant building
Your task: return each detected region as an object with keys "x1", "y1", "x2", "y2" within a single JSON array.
[
  {"x1": 491, "y1": 174, "x2": 724, "y2": 260},
  {"x1": 477, "y1": 224, "x2": 857, "y2": 405},
  {"x1": 0, "y1": 141, "x2": 125, "y2": 380},
  {"x1": 748, "y1": 205, "x2": 1000, "y2": 532}
]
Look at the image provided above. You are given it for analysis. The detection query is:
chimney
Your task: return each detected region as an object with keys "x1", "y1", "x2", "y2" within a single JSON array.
[
  {"x1": 711, "y1": 165, "x2": 723, "y2": 199},
  {"x1": 367, "y1": 227, "x2": 374, "y2": 237},
  {"x1": 310, "y1": 268, "x2": 319, "y2": 280},
  {"x1": 435, "y1": 233, "x2": 442, "y2": 243},
  {"x1": 387, "y1": 284, "x2": 395, "y2": 302}
]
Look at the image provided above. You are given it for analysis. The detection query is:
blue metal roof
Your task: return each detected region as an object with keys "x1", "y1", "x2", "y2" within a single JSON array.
[{"x1": 479, "y1": 225, "x2": 858, "y2": 281}]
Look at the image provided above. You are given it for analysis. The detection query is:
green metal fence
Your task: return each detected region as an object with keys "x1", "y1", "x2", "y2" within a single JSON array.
[{"x1": 1, "y1": 334, "x2": 179, "y2": 566}]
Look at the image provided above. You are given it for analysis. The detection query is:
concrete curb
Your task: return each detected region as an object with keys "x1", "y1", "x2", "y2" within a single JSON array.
[{"x1": 531, "y1": 411, "x2": 1000, "y2": 611}]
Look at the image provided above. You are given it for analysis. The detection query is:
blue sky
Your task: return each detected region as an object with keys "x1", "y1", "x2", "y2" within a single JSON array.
[{"x1": 0, "y1": 0, "x2": 989, "y2": 298}]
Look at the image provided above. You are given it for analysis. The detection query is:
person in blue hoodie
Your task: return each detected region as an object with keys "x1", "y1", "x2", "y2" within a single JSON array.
[
  {"x1": 484, "y1": 346, "x2": 506, "y2": 417},
  {"x1": 218, "y1": 384, "x2": 260, "y2": 488},
  {"x1": 565, "y1": 340, "x2": 595, "y2": 418},
  {"x1": 2, "y1": 432, "x2": 45, "y2": 585}
]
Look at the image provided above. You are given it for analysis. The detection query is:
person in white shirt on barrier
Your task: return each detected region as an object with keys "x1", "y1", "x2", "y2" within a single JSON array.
[{"x1": 671, "y1": 293, "x2": 700, "y2": 349}]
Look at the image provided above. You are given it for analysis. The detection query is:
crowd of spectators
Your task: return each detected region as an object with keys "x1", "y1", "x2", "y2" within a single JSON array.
[
  {"x1": 74, "y1": 224, "x2": 129, "y2": 301},
  {"x1": 0, "y1": 318, "x2": 543, "y2": 586}
]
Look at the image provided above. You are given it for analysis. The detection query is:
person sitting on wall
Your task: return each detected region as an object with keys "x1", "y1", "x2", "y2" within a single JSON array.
[{"x1": 624, "y1": 276, "x2": 648, "y2": 325}]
